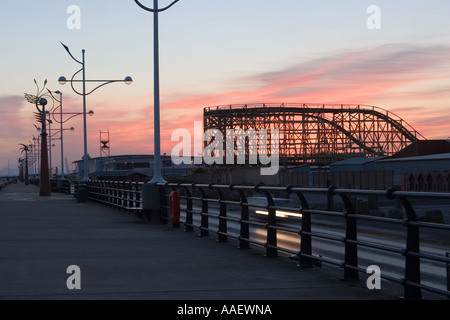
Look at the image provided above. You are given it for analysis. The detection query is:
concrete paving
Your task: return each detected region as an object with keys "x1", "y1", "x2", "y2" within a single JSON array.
[{"x1": 0, "y1": 183, "x2": 417, "y2": 300}]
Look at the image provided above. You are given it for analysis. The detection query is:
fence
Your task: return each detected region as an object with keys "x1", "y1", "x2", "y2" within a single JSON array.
[
  {"x1": 188, "y1": 168, "x2": 394, "y2": 190},
  {"x1": 87, "y1": 180, "x2": 144, "y2": 216},
  {"x1": 82, "y1": 180, "x2": 450, "y2": 299}
]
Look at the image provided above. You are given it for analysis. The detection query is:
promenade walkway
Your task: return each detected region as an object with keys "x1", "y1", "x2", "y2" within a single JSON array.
[{"x1": 0, "y1": 183, "x2": 405, "y2": 301}]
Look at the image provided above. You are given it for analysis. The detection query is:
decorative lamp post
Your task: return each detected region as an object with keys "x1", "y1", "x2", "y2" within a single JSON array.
[
  {"x1": 133, "y1": 0, "x2": 180, "y2": 184},
  {"x1": 59, "y1": 43, "x2": 133, "y2": 183},
  {"x1": 39, "y1": 97, "x2": 51, "y2": 196},
  {"x1": 25, "y1": 80, "x2": 51, "y2": 196}
]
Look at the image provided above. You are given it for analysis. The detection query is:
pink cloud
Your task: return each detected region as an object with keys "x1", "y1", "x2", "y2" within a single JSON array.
[{"x1": 3, "y1": 43, "x2": 449, "y2": 172}]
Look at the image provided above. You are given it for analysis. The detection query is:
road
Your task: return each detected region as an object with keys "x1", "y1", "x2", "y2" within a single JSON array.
[{"x1": 179, "y1": 203, "x2": 450, "y2": 298}]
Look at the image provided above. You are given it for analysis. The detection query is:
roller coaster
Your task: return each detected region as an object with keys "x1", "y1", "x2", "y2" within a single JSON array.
[{"x1": 203, "y1": 103, "x2": 426, "y2": 165}]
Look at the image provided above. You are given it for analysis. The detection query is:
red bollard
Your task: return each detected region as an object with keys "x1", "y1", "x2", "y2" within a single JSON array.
[{"x1": 169, "y1": 191, "x2": 181, "y2": 228}]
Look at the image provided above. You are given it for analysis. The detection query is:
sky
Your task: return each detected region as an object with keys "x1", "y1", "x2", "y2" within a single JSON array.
[{"x1": 1, "y1": 0, "x2": 450, "y2": 175}]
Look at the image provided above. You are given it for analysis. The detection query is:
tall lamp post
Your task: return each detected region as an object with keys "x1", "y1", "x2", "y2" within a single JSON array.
[
  {"x1": 54, "y1": 91, "x2": 66, "y2": 180},
  {"x1": 47, "y1": 89, "x2": 93, "y2": 181},
  {"x1": 25, "y1": 80, "x2": 52, "y2": 196},
  {"x1": 58, "y1": 43, "x2": 133, "y2": 183},
  {"x1": 133, "y1": 0, "x2": 180, "y2": 184},
  {"x1": 39, "y1": 98, "x2": 51, "y2": 196}
]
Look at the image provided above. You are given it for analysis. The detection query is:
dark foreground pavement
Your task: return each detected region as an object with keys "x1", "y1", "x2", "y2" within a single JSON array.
[{"x1": 0, "y1": 183, "x2": 409, "y2": 301}]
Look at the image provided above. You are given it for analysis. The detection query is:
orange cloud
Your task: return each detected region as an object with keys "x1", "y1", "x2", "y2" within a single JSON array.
[{"x1": 4, "y1": 43, "x2": 449, "y2": 172}]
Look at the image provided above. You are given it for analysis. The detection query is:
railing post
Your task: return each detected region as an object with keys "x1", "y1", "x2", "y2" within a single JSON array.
[
  {"x1": 387, "y1": 188, "x2": 422, "y2": 299},
  {"x1": 215, "y1": 187, "x2": 227, "y2": 243},
  {"x1": 197, "y1": 185, "x2": 209, "y2": 237},
  {"x1": 446, "y1": 252, "x2": 450, "y2": 299},
  {"x1": 184, "y1": 185, "x2": 194, "y2": 233},
  {"x1": 258, "y1": 186, "x2": 277, "y2": 258},
  {"x1": 159, "y1": 185, "x2": 169, "y2": 224},
  {"x1": 402, "y1": 198, "x2": 422, "y2": 299},
  {"x1": 136, "y1": 182, "x2": 142, "y2": 210},
  {"x1": 232, "y1": 186, "x2": 250, "y2": 250},
  {"x1": 106, "y1": 181, "x2": 111, "y2": 206},
  {"x1": 337, "y1": 188, "x2": 359, "y2": 281},
  {"x1": 132, "y1": 182, "x2": 138, "y2": 210},
  {"x1": 288, "y1": 186, "x2": 313, "y2": 268},
  {"x1": 120, "y1": 181, "x2": 125, "y2": 211},
  {"x1": 123, "y1": 182, "x2": 129, "y2": 211},
  {"x1": 113, "y1": 181, "x2": 118, "y2": 207}
]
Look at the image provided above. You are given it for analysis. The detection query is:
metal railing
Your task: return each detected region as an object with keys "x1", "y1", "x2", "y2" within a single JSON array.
[
  {"x1": 0, "y1": 179, "x2": 9, "y2": 190},
  {"x1": 83, "y1": 180, "x2": 450, "y2": 299},
  {"x1": 87, "y1": 180, "x2": 144, "y2": 215}
]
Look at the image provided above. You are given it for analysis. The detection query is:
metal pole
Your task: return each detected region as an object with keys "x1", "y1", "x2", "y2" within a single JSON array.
[
  {"x1": 59, "y1": 92, "x2": 65, "y2": 180},
  {"x1": 49, "y1": 118, "x2": 52, "y2": 179},
  {"x1": 39, "y1": 99, "x2": 51, "y2": 196},
  {"x1": 446, "y1": 252, "x2": 450, "y2": 298},
  {"x1": 82, "y1": 49, "x2": 90, "y2": 181},
  {"x1": 150, "y1": 0, "x2": 166, "y2": 184}
]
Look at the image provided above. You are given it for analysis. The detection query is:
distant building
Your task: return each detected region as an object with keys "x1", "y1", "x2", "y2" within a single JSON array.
[
  {"x1": 73, "y1": 154, "x2": 204, "y2": 181},
  {"x1": 391, "y1": 140, "x2": 450, "y2": 159},
  {"x1": 330, "y1": 157, "x2": 388, "y2": 172},
  {"x1": 375, "y1": 153, "x2": 450, "y2": 192}
]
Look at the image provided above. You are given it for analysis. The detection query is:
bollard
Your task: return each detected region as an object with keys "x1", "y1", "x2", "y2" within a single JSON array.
[
  {"x1": 169, "y1": 191, "x2": 181, "y2": 228},
  {"x1": 77, "y1": 183, "x2": 88, "y2": 203},
  {"x1": 141, "y1": 183, "x2": 161, "y2": 223}
]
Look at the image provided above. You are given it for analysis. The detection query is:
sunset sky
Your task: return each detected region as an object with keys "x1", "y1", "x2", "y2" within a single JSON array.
[{"x1": 1, "y1": 0, "x2": 450, "y2": 175}]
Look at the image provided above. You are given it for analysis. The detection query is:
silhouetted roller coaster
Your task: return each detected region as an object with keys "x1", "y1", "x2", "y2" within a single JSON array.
[{"x1": 203, "y1": 103, "x2": 426, "y2": 165}]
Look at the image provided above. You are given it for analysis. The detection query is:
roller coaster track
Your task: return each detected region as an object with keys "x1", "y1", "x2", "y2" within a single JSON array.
[{"x1": 204, "y1": 103, "x2": 425, "y2": 165}]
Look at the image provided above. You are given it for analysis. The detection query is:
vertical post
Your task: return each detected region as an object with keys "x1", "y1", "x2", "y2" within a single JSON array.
[
  {"x1": 234, "y1": 187, "x2": 250, "y2": 250},
  {"x1": 150, "y1": 0, "x2": 165, "y2": 184},
  {"x1": 39, "y1": 99, "x2": 51, "y2": 197},
  {"x1": 198, "y1": 186, "x2": 209, "y2": 237},
  {"x1": 399, "y1": 196, "x2": 422, "y2": 299},
  {"x1": 446, "y1": 252, "x2": 450, "y2": 299},
  {"x1": 59, "y1": 92, "x2": 65, "y2": 180},
  {"x1": 339, "y1": 192, "x2": 359, "y2": 281},
  {"x1": 25, "y1": 150, "x2": 29, "y2": 185},
  {"x1": 262, "y1": 190, "x2": 278, "y2": 258},
  {"x1": 184, "y1": 186, "x2": 194, "y2": 232},
  {"x1": 216, "y1": 188, "x2": 227, "y2": 243},
  {"x1": 49, "y1": 118, "x2": 52, "y2": 179},
  {"x1": 290, "y1": 188, "x2": 313, "y2": 268},
  {"x1": 82, "y1": 49, "x2": 89, "y2": 182}
]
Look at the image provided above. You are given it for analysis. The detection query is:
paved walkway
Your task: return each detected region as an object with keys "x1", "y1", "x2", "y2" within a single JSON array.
[{"x1": 0, "y1": 183, "x2": 408, "y2": 300}]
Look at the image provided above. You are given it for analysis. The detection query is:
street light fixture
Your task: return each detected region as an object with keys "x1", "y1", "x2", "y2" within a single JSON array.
[
  {"x1": 59, "y1": 42, "x2": 132, "y2": 182},
  {"x1": 133, "y1": 0, "x2": 180, "y2": 184}
]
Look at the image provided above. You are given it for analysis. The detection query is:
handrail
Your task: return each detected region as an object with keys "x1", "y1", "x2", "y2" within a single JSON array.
[{"x1": 83, "y1": 180, "x2": 450, "y2": 299}]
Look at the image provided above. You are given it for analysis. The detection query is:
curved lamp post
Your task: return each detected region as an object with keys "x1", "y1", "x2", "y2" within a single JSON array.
[
  {"x1": 59, "y1": 42, "x2": 132, "y2": 182},
  {"x1": 133, "y1": 0, "x2": 180, "y2": 184},
  {"x1": 47, "y1": 90, "x2": 87, "y2": 180}
]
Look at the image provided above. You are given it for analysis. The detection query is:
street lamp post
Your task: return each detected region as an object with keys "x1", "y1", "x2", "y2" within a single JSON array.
[
  {"x1": 47, "y1": 89, "x2": 92, "y2": 182},
  {"x1": 25, "y1": 80, "x2": 52, "y2": 196},
  {"x1": 39, "y1": 98, "x2": 51, "y2": 196},
  {"x1": 133, "y1": 0, "x2": 180, "y2": 184},
  {"x1": 59, "y1": 43, "x2": 133, "y2": 183},
  {"x1": 55, "y1": 91, "x2": 66, "y2": 180},
  {"x1": 47, "y1": 117, "x2": 53, "y2": 178}
]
